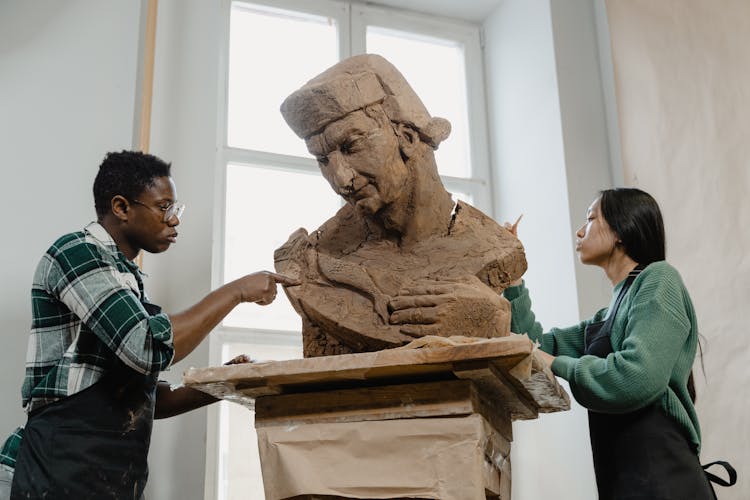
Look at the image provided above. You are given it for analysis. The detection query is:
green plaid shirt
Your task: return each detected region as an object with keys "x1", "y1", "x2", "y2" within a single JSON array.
[{"x1": 0, "y1": 222, "x2": 175, "y2": 468}]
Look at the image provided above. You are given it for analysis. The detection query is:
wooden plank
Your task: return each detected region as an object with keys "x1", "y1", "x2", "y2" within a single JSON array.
[
  {"x1": 495, "y1": 351, "x2": 570, "y2": 417},
  {"x1": 133, "y1": 0, "x2": 158, "y2": 271},
  {"x1": 184, "y1": 335, "x2": 569, "y2": 421},
  {"x1": 184, "y1": 335, "x2": 532, "y2": 391},
  {"x1": 255, "y1": 379, "x2": 477, "y2": 427},
  {"x1": 453, "y1": 360, "x2": 537, "y2": 423},
  {"x1": 253, "y1": 378, "x2": 515, "y2": 442},
  {"x1": 515, "y1": 371, "x2": 570, "y2": 414},
  {"x1": 471, "y1": 380, "x2": 515, "y2": 442},
  {"x1": 138, "y1": 0, "x2": 157, "y2": 153}
]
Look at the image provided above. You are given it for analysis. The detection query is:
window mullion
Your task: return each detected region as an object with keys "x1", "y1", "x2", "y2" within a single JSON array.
[
  {"x1": 350, "y1": 2, "x2": 367, "y2": 56},
  {"x1": 224, "y1": 147, "x2": 320, "y2": 175}
]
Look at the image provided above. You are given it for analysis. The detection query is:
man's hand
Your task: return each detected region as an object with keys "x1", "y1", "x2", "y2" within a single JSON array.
[
  {"x1": 170, "y1": 272, "x2": 300, "y2": 364},
  {"x1": 388, "y1": 276, "x2": 510, "y2": 338},
  {"x1": 235, "y1": 271, "x2": 300, "y2": 305},
  {"x1": 224, "y1": 354, "x2": 252, "y2": 365}
]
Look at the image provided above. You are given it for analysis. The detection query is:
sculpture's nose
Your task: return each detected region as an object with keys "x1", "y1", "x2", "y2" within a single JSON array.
[{"x1": 328, "y1": 151, "x2": 357, "y2": 195}]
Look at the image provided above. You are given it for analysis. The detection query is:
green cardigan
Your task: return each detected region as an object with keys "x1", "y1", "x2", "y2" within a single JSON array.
[{"x1": 504, "y1": 261, "x2": 702, "y2": 453}]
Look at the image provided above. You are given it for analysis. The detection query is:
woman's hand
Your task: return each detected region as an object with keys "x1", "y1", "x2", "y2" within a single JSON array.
[{"x1": 536, "y1": 349, "x2": 556, "y2": 368}]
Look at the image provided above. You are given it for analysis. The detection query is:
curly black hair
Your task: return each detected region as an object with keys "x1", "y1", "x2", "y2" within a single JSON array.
[{"x1": 93, "y1": 150, "x2": 172, "y2": 218}]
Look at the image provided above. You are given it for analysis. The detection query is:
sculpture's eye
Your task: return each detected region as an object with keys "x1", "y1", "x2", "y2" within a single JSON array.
[
  {"x1": 317, "y1": 155, "x2": 329, "y2": 166},
  {"x1": 341, "y1": 134, "x2": 365, "y2": 155}
]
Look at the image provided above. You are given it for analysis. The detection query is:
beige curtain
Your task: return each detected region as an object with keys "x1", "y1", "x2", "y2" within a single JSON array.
[{"x1": 605, "y1": 1, "x2": 749, "y2": 497}]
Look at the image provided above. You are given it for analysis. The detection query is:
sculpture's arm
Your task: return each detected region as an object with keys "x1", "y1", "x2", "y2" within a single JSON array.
[
  {"x1": 275, "y1": 230, "x2": 390, "y2": 326},
  {"x1": 274, "y1": 228, "x2": 310, "y2": 282},
  {"x1": 317, "y1": 253, "x2": 390, "y2": 324}
]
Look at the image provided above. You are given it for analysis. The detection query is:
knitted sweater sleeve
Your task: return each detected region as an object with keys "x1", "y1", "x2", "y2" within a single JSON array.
[
  {"x1": 504, "y1": 282, "x2": 606, "y2": 357},
  {"x1": 551, "y1": 264, "x2": 691, "y2": 413}
]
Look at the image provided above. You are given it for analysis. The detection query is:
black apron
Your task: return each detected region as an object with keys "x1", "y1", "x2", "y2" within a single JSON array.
[
  {"x1": 11, "y1": 302, "x2": 162, "y2": 500},
  {"x1": 584, "y1": 266, "x2": 717, "y2": 500}
]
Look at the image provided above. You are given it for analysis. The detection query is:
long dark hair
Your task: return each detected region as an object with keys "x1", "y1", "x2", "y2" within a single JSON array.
[
  {"x1": 599, "y1": 188, "x2": 665, "y2": 265},
  {"x1": 599, "y1": 188, "x2": 698, "y2": 403}
]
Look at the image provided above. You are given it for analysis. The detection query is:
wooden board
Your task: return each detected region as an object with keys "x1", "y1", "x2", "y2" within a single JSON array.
[
  {"x1": 254, "y1": 379, "x2": 514, "y2": 441},
  {"x1": 183, "y1": 335, "x2": 569, "y2": 421}
]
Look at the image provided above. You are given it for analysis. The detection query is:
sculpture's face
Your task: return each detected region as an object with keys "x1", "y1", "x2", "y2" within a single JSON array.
[{"x1": 306, "y1": 109, "x2": 409, "y2": 217}]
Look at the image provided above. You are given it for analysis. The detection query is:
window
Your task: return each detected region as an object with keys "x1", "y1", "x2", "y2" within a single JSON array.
[
  {"x1": 352, "y1": 3, "x2": 491, "y2": 208},
  {"x1": 209, "y1": 1, "x2": 490, "y2": 498},
  {"x1": 226, "y1": 3, "x2": 341, "y2": 156}
]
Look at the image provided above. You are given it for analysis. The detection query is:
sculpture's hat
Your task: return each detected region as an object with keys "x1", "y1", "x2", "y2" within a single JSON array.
[{"x1": 281, "y1": 54, "x2": 450, "y2": 148}]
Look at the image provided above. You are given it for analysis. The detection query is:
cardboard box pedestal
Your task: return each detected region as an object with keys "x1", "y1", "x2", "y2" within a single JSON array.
[
  {"x1": 183, "y1": 337, "x2": 570, "y2": 500},
  {"x1": 255, "y1": 382, "x2": 511, "y2": 500}
]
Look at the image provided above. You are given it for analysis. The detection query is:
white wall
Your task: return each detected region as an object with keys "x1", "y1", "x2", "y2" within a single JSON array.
[
  {"x1": 483, "y1": 0, "x2": 614, "y2": 498},
  {"x1": 0, "y1": 0, "x2": 141, "y2": 442},
  {"x1": 0, "y1": 2, "x2": 217, "y2": 498},
  {"x1": 606, "y1": 1, "x2": 749, "y2": 497},
  {"x1": 548, "y1": 0, "x2": 615, "y2": 320},
  {"x1": 143, "y1": 1, "x2": 225, "y2": 499}
]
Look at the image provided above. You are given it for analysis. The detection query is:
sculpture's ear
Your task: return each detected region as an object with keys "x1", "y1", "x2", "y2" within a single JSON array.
[{"x1": 395, "y1": 123, "x2": 421, "y2": 160}]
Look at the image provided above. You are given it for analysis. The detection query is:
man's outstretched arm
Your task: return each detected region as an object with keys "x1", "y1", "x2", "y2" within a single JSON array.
[{"x1": 168, "y1": 272, "x2": 298, "y2": 364}]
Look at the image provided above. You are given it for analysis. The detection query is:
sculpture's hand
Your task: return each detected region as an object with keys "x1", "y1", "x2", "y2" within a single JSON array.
[{"x1": 388, "y1": 276, "x2": 510, "y2": 338}]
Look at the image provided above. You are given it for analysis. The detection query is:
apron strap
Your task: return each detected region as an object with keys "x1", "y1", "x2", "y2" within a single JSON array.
[
  {"x1": 585, "y1": 264, "x2": 644, "y2": 351},
  {"x1": 604, "y1": 264, "x2": 644, "y2": 324},
  {"x1": 702, "y1": 460, "x2": 737, "y2": 487}
]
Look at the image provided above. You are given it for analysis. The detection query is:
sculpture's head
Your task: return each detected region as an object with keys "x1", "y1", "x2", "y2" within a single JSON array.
[{"x1": 281, "y1": 54, "x2": 451, "y2": 217}]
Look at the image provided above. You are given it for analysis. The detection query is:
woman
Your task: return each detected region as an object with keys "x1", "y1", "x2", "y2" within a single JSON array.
[{"x1": 504, "y1": 188, "x2": 716, "y2": 499}]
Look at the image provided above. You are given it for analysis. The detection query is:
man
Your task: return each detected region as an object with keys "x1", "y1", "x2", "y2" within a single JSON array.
[
  {"x1": 274, "y1": 54, "x2": 526, "y2": 357},
  {"x1": 0, "y1": 151, "x2": 295, "y2": 499}
]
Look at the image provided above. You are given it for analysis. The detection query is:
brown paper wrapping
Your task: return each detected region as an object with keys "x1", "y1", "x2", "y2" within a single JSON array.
[{"x1": 257, "y1": 414, "x2": 509, "y2": 500}]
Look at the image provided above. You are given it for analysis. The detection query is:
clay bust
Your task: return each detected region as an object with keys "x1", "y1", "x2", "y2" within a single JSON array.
[{"x1": 275, "y1": 54, "x2": 526, "y2": 357}]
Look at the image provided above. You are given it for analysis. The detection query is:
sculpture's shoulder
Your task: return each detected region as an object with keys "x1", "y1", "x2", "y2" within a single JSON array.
[
  {"x1": 314, "y1": 204, "x2": 371, "y2": 255},
  {"x1": 275, "y1": 204, "x2": 364, "y2": 257},
  {"x1": 442, "y1": 200, "x2": 527, "y2": 291},
  {"x1": 316, "y1": 204, "x2": 365, "y2": 239},
  {"x1": 450, "y1": 200, "x2": 505, "y2": 238},
  {"x1": 274, "y1": 204, "x2": 371, "y2": 280}
]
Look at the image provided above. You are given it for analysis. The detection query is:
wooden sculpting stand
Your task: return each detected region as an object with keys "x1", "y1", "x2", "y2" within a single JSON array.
[{"x1": 184, "y1": 335, "x2": 570, "y2": 500}]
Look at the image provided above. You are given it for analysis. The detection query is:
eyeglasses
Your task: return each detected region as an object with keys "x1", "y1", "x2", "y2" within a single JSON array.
[{"x1": 131, "y1": 199, "x2": 185, "y2": 223}]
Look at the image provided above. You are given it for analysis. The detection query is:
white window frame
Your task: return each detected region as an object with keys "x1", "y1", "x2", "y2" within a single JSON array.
[
  {"x1": 351, "y1": 3, "x2": 493, "y2": 211},
  {"x1": 205, "y1": 1, "x2": 492, "y2": 498}
]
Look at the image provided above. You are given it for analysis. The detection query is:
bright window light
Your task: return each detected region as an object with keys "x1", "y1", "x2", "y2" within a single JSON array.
[
  {"x1": 217, "y1": 342, "x2": 302, "y2": 500},
  {"x1": 215, "y1": 3, "x2": 488, "y2": 499},
  {"x1": 228, "y1": 3, "x2": 339, "y2": 156},
  {"x1": 366, "y1": 26, "x2": 471, "y2": 178},
  {"x1": 223, "y1": 163, "x2": 341, "y2": 331},
  {"x1": 451, "y1": 191, "x2": 473, "y2": 205}
]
